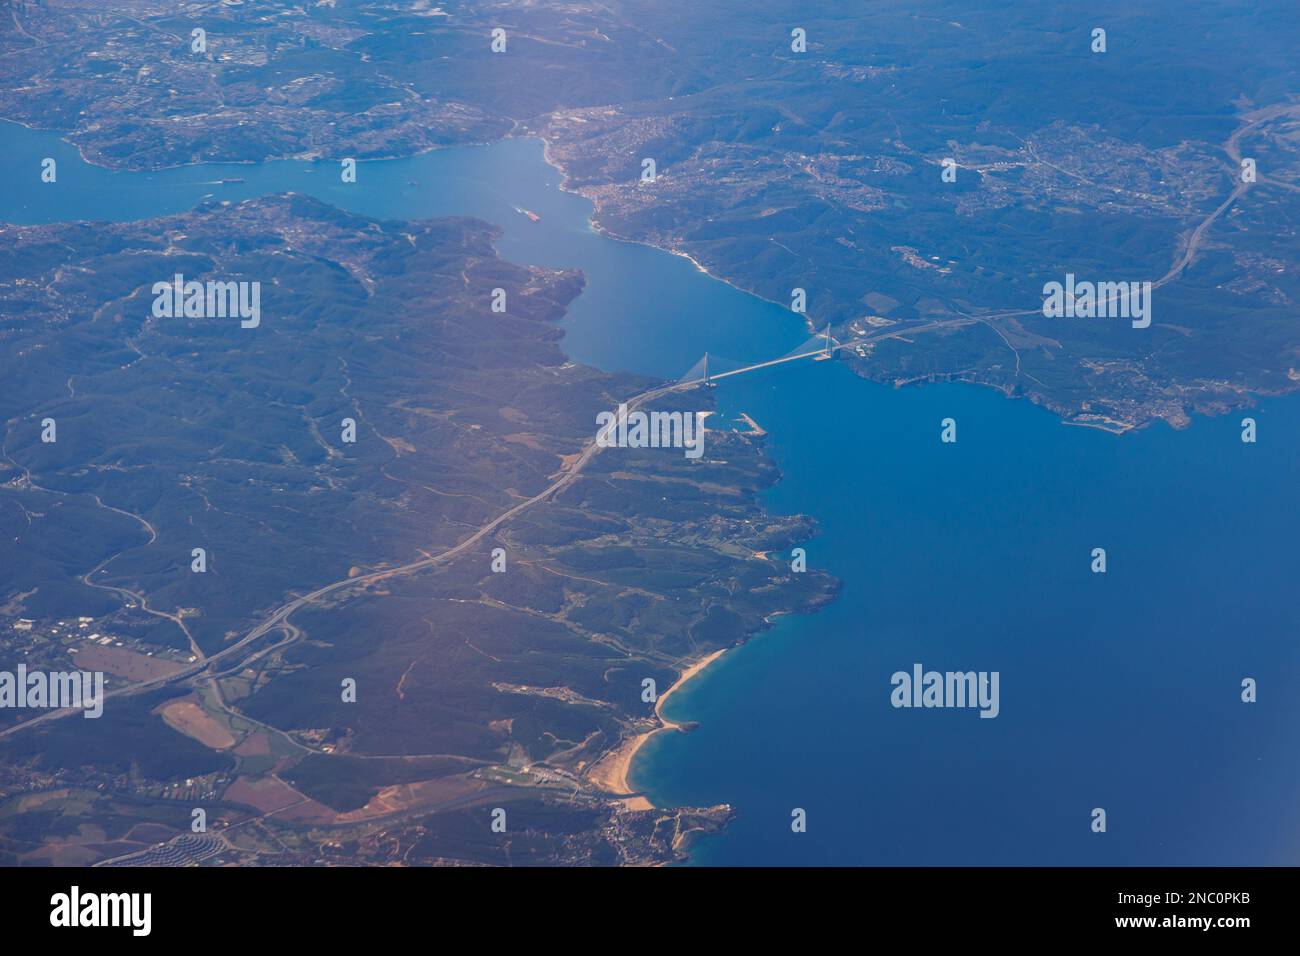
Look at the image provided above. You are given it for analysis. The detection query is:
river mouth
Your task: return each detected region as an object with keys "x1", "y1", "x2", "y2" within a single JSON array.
[{"x1": 6, "y1": 120, "x2": 1300, "y2": 866}]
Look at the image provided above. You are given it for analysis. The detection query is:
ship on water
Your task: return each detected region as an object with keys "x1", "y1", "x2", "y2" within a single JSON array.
[{"x1": 514, "y1": 205, "x2": 541, "y2": 222}]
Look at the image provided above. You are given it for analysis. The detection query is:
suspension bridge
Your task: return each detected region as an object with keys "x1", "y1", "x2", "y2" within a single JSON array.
[
  {"x1": 674, "y1": 317, "x2": 970, "y2": 388},
  {"x1": 678, "y1": 325, "x2": 836, "y2": 386}
]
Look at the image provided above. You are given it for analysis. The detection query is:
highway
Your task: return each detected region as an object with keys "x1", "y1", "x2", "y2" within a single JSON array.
[{"x1": 0, "y1": 380, "x2": 685, "y2": 739}]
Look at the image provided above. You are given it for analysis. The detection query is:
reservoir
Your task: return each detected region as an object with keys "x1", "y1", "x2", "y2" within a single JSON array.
[{"x1": 3, "y1": 121, "x2": 1298, "y2": 865}]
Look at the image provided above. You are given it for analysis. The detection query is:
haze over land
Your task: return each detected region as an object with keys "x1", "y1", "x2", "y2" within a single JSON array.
[{"x1": 0, "y1": 0, "x2": 1297, "y2": 867}]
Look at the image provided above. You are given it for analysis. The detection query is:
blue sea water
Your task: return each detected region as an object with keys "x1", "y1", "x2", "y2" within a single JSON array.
[{"x1": 3, "y1": 122, "x2": 1297, "y2": 865}]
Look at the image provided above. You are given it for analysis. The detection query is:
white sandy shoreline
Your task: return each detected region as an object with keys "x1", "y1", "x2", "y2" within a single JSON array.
[{"x1": 587, "y1": 647, "x2": 729, "y2": 809}]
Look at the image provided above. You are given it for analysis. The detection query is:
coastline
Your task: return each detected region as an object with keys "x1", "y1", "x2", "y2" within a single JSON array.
[
  {"x1": 587, "y1": 647, "x2": 728, "y2": 809},
  {"x1": 9, "y1": 118, "x2": 828, "y2": 837},
  {"x1": 9, "y1": 112, "x2": 1285, "y2": 436},
  {"x1": 535, "y1": 131, "x2": 819, "y2": 330}
]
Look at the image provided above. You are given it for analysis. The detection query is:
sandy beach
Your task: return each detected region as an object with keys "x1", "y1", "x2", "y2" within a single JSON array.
[{"x1": 587, "y1": 648, "x2": 728, "y2": 808}]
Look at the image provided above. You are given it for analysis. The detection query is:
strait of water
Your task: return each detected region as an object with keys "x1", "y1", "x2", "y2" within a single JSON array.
[{"x1": 3, "y1": 121, "x2": 1298, "y2": 865}]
